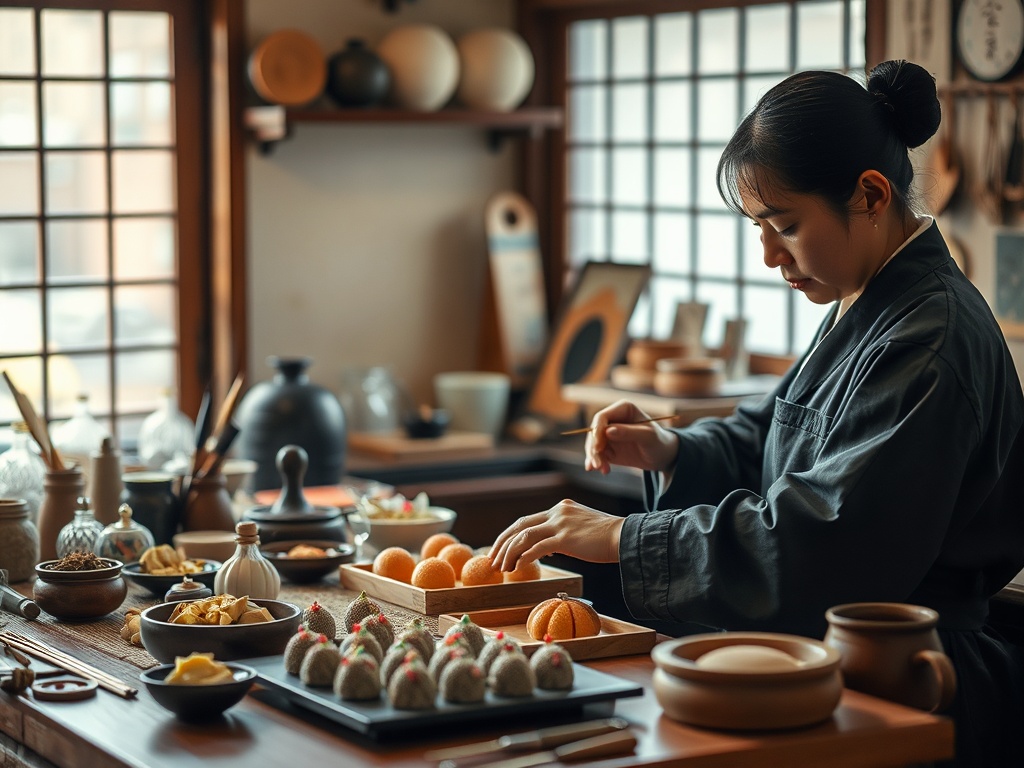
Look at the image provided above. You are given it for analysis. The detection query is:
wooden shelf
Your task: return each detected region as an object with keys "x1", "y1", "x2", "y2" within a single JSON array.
[{"x1": 245, "y1": 105, "x2": 564, "y2": 154}]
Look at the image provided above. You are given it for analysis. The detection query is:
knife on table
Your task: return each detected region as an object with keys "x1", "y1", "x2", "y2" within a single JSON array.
[
  {"x1": 468, "y1": 731, "x2": 638, "y2": 768},
  {"x1": 423, "y1": 717, "x2": 630, "y2": 763}
]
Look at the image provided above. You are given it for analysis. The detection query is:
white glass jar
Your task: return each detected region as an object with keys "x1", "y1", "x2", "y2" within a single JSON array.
[
  {"x1": 51, "y1": 393, "x2": 110, "y2": 479},
  {"x1": 137, "y1": 388, "x2": 195, "y2": 470},
  {"x1": 0, "y1": 421, "x2": 47, "y2": 523}
]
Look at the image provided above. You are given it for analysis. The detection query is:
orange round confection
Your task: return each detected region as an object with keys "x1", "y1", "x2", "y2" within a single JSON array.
[
  {"x1": 411, "y1": 556, "x2": 457, "y2": 589},
  {"x1": 526, "y1": 592, "x2": 601, "y2": 641},
  {"x1": 438, "y1": 542, "x2": 474, "y2": 580},
  {"x1": 460, "y1": 555, "x2": 503, "y2": 586},
  {"x1": 420, "y1": 532, "x2": 459, "y2": 561},
  {"x1": 373, "y1": 546, "x2": 416, "y2": 584},
  {"x1": 504, "y1": 558, "x2": 542, "y2": 582}
]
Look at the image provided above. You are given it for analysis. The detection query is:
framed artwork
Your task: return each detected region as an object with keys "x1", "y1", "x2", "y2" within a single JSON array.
[
  {"x1": 995, "y1": 231, "x2": 1024, "y2": 339},
  {"x1": 515, "y1": 261, "x2": 651, "y2": 431}
]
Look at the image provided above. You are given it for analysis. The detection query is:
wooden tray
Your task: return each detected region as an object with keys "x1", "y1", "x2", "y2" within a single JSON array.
[
  {"x1": 438, "y1": 606, "x2": 657, "y2": 661},
  {"x1": 347, "y1": 430, "x2": 495, "y2": 460},
  {"x1": 338, "y1": 563, "x2": 582, "y2": 615},
  {"x1": 248, "y1": 654, "x2": 642, "y2": 739}
]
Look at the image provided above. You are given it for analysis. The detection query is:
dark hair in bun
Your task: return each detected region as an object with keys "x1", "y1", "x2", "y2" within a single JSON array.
[{"x1": 717, "y1": 60, "x2": 940, "y2": 220}]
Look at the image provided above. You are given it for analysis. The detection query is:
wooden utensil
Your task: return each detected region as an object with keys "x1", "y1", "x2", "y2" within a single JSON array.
[{"x1": 468, "y1": 730, "x2": 637, "y2": 768}]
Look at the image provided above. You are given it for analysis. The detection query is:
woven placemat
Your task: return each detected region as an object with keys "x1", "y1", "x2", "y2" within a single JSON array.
[{"x1": 1, "y1": 574, "x2": 437, "y2": 677}]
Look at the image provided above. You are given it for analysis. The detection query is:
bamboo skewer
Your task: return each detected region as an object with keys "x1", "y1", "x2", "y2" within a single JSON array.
[
  {"x1": 560, "y1": 414, "x2": 678, "y2": 436},
  {"x1": 0, "y1": 632, "x2": 138, "y2": 699}
]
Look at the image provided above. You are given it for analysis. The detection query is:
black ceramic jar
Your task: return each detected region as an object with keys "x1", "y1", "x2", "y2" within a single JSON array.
[
  {"x1": 326, "y1": 39, "x2": 391, "y2": 108},
  {"x1": 235, "y1": 357, "x2": 347, "y2": 492}
]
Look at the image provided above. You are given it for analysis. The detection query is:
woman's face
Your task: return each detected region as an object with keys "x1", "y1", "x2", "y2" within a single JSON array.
[{"x1": 739, "y1": 182, "x2": 879, "y2": 305}]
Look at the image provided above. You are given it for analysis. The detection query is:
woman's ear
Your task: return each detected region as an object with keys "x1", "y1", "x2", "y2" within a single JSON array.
[{"x1": 853, "y1": 170, "x2": 893, "y2": 219}]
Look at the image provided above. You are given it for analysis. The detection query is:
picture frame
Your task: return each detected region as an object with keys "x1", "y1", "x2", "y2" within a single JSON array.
[{"x1": 995, "y1": 230, "x2": 1024, "y2": 340}]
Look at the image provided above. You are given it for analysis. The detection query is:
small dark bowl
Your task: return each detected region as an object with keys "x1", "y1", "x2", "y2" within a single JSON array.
[
  {"x1": 122, "y1": 560, "x2": 222, "y2": 597},
  {"x1": 33, "y1": 559, "x2": 127, "y2": 620},
  {"x1": 140, "y1": 662, "x2": 257, "y2": 721},
  {"x1": 403, "y1": 408, "x2": 450, "y2": 439},
  {"x1": 139, "y1": 599, "x2": 301, "y2": 663},
  {"x1": 259, "y1": 540, "x2": 355, "y2": 583}
]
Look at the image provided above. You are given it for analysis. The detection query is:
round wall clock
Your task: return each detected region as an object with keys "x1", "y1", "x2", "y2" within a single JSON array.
[{"x1": 957, "y1": 0, "x2": 1024, "y2": 81}]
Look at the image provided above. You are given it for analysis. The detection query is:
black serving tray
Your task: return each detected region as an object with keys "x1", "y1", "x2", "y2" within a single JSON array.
[{"x1": 247, "y1": 655, "x2": 643, "y2": 739}]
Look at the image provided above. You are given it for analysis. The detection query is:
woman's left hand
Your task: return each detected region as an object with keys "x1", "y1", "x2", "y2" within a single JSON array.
[{"x1": 489, "y1": 499, "x2": 624, "y2": 571}]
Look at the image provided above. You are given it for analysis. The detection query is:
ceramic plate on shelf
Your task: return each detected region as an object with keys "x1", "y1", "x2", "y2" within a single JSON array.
[{"x1": 248, "y1": 29, "x2": 327, "y2": 107}]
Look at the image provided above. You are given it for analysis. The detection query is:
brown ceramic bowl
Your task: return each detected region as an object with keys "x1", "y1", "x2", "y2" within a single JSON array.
[
  {"x1": 32, "y1": 559, "x2": 127, "y2": 620},
  {"x1": 653, "y1": 357, "x2": 725, "y2": 397},
  {"x1": 610, "y1": 365, "x2": 656, "y2": 391},
  {"x1": 626, "y1": 339, "x2": 692, "y2": 371},
  {"x1": 259, "y1": 539, "x2": 355, "y2": 583},
  {"x1": 651, "y1": 631, "x2": 843, "y2": 730},
  {"x1": 138, "y1": 598, "x2": 301, "y2": 663}
]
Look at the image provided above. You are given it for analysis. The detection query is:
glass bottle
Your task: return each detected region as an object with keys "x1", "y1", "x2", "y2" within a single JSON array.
[
  {"x1": 339, "y1": 366, "x2": 400, "y2": 433},
  {"x1": 51, "y1": 393, "x2": 110, "y2": 480},
  {"x1": 56, "y1": 496, "x2": 105, "y2": 558},
  {"x1": 94, "y1": 503, "x2": 156, "y2": 563},
  {"x1": 214, "y1": 521, "x2": 280, "y2": 599},
  {"x1": 137, "y1": 388, "x2": 195, "y2": 470},
  {"x1": 0, "y1": 421, "x2": 47, "y2": 523}
]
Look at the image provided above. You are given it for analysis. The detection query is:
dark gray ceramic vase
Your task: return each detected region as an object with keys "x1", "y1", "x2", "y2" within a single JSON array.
[
  {"x1": 326, "y1": 39, "x2": 391, "y2": 108},
  {"x1": 235, "y1": 357, "x2": 347, "y2": 492}
]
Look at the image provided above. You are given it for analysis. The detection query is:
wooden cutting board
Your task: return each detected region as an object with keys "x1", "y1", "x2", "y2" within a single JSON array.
[{"x1": 347, "y1": 430, "x2": 495, "y2": 460}]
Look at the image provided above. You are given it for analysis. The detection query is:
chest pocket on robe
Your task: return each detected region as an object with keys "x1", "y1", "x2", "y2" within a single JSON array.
[{"x1": 765, "y1": 397, "x2": 834, "y2": 480}]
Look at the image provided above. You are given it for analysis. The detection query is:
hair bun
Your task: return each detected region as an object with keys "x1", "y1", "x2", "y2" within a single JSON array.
[{"x1": 867, "y1": 60, "x2": 940, "y2": 149}]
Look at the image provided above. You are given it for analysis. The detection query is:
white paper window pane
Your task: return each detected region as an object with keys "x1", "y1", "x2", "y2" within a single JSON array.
[
  {"x1": 569, "y1": 84, "x2": 606, "y2": 142},
  {"x1": 109, "y1": 12, "x2": 171, "y2": 79},
  {"x1": 0, "y1": 289, "x2": 42, "y2": 354},
  {"x1": 653, "y1": 212, "x2": 691, "y2": 274},
  {"x1": 569, "y1": 148, "x2": 606, "y2": 205},
  {"x1": 612, "y1": 17, "x2": 648, "y2": 79},
  {"x1": 0, "y1": 152, "x2": 39, "y2": 216},
  {"x1": 116, "y1": 349, "x2": 175, "y2": 414},
  {"x1": 0, "y1": 223, "x2": 39, "y2": 286},
  {"x1": 697, "y1": 147, "x2": 727, "y2": 210},
  {"x1": 569, "y1": 208, "x2": 607, "y2": 267},
  {"x1": 612, "y1": 83, "x2": 648, "y2": 141},
  {"x1": 46, "y1": 220, "x2": 108, "y2": 284},
  {"x1": 112, "y1": 150, "x2": 173, "y2": 213},
  {"x1": 48, "y1": 286, "x2": 108, "y2": 351},
  {"x1": 797, "y1": 1, "x2": 844, "y2": 70},
  {"x1": 611, "y1": 147, "x2": 647, "y2": 206},
  {"x1": 697, "y1": 8, "x2": 739, "y2": 75},
  {"x1": 743, "y1": 218, "x2": 766, "y2": 279},
  {"x1": 49, "y1": 353, "x2": 109, "y2": 419},
  {"x1": 611, "y1": 210, "x2": 648, "y2": 263},
  {"x1": 111, "y1": 82, "x2": 173, "y2": 146},
  {"x1": 650, "y1": 275, "x2": 694, "y2": 338},
  {"x1": 849, "y1": 0, "x2": 866, "y2": 68},
  {"x1": 697, "y1": 215, "x2": 737, "y2": 278},
  {"x1": 45, "y1": 152, "x2": 106, "y2": 215},
  {"x1": 628, "y1": 290, "x2": 652, "y2": 339},
  {"x1": 569, "y1": 20, "x2": 607, "y2": 81},
  {"x1": 654, "y1": 13, "x2": 691, "y2": 76},
  {"x1": 0, "y1": 357, "x2": 43, "y2": 422},
  {"x1": 695, "y1": 281, "x2": 737, "y2": 350},
  {"x1": 745, "y1": 285, "x2": 789, "y2": 354},
  {"x1": 697, "y1": 80, "x2": 738, "y2": 142},
  {"x1": 746, "y1": 4, "x2": 790, "y2": 73},
  {"x1": 115, "y1": 285, "x2": 175, "y2": 347},
  {"x1": 653, "y1": 148, "x2": 691, "y2": 208},
  {"x1": 43, "y1": 82, "x2": 106, "y2": 147},
  {"x1": 0, "y1": 9, "x2": 35, "y2": 76},
  {"x1": 41, "y1": 9, "x2": 104, "y2": 78},
  {"x1": 654, "y1": 82, "x2": 691, "y2": 142},
  {"x1": 795, "y1": 296, "x2": 833, "y2": 351},
  {"x1": 0, "y1": 82, "x2": 37, "y2": 146},
  {"x1": 744, "y1": 74, "x2": 786, "y2": 116},
  {"x1": 114, "y1": 218, "x2": 174, "y2": 279}
]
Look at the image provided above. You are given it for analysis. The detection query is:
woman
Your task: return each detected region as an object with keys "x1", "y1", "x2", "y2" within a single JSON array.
[{"x1": 490, "y1": 61, "x2": 1024, "y2": 766}]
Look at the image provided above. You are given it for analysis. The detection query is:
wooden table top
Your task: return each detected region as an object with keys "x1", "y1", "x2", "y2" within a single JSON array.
[{"x1": 0, "y1": 614, "x2": 954, "y2": 768}]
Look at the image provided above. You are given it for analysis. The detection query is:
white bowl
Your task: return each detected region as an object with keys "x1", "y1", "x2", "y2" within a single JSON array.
[
  {"x1": 346, "y1": 505, "x2": 456, "y2": 555},
  {"x1": 173, "y1": 530, "x2": 238, "y2": 562},
  {"x1": 221, "y1": 458, "x2": 258, "y2": 497}
]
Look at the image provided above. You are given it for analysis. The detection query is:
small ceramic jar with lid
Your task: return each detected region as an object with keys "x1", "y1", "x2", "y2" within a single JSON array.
[
  {"x1": 94, "y1": 504, "x2": 156, "y2": 563},
  {"x1": 164, "y1": 575, "x2": 214, "y2": 603},
  {"x1": 0, "y1": 498, "x2": 40, "y2": 582}
]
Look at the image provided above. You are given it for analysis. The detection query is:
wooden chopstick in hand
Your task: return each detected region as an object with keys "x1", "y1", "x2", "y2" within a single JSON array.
[{"x1": 560, "y1": 414, "x2": 677, "y2": 436}]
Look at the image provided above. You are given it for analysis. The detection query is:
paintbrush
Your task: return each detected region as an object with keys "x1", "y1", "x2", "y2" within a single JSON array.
[{"x1": 560, "y1": 414, "x2": 677, "y2": 436}]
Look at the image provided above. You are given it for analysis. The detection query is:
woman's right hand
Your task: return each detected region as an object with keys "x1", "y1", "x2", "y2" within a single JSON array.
[{"x1": 584, "y1": 399, "x2": 680, "y2": 475}]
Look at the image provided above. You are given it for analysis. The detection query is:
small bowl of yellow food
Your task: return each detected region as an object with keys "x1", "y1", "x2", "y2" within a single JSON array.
[
  {"x1": 140, "y1": 652, "x2": 256, "y2": 720},
  {"x1": 123, "y1": 544, "x2": 220, "y2": 597}
]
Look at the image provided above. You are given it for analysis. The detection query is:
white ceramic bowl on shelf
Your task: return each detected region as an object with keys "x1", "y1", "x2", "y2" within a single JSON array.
[{"x1": 346, "y1": 505, "x2": 456, "y2": 556}]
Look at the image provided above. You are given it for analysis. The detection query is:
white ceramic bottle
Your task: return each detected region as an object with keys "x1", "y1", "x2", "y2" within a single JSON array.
[{"x1": 215, "y1": 521, "x2": 280, "y2": 599}]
